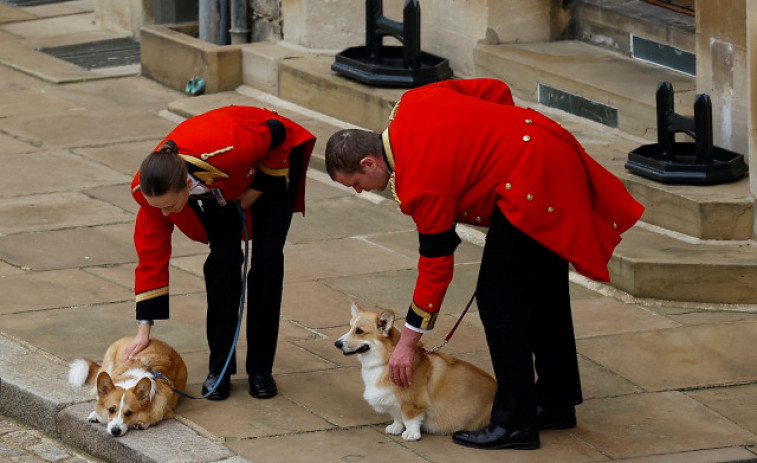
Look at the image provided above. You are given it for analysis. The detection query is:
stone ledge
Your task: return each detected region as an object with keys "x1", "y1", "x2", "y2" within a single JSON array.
[
  {"x1": 59, "y1": 403, "x2": 240, "y2": 463},
  {"x1": 140, "y1": 23, "x2": 243, "y2": 94}
]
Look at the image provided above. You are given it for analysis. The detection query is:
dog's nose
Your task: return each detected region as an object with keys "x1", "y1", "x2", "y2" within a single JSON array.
[
  {"x1": 110, "y1": 428, "x2": 122, "y2": 437},
  {"x1": 334, "y1": 340, "x2": 342, "y2": 349}
]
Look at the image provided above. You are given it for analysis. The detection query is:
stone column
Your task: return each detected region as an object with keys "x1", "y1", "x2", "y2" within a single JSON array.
[
  {"x1": 695, "y1": 0, "x2": 748, "y2": 156},
  {"x1": 748, "y1": 2, "x2": 757, "y2": 197}
]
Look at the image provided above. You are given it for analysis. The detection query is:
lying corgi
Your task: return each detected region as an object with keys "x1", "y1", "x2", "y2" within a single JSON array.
[
  {"x1": 335, "y1": 303, "x2": 497, "y2": 441},
  {"x1": 67, "y1": 336, "x2": 187, "y2": 437}
]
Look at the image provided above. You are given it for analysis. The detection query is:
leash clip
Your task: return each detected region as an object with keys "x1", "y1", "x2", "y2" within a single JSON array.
[{"x1": 424, "y1": 339, "x2": 447, "y2": 354}]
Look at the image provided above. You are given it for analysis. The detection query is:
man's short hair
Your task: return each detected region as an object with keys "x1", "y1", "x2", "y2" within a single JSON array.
[{"x1": 325, "y1": 129, "x2": 382, "y2": 179}]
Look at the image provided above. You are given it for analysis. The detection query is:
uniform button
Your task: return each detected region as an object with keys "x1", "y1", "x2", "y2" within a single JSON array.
[
  {"x1": 613, "y1": 222, "x2": 618, "y2": 229},
  {"x1": 523, "y1": 135, "x2": 531, "y2": 142},
  {"x1": 505, "y1": 183, "x2": 512, "y2": 190},
  {"x1": 475, "y1": 216, "x2": 482, "y2": 222},
  {"x1": 428, "y1": 303, "x2": 434, "y2": 309},
  {"x1": 461, "y1": 211, "x2": 468, "y2": 217},
  {"x1": 526, "y1": 194, "x2": 534, "y2": 201},
  {"x1": 525, "y1": 119, "x2": 533, "y2": 124},
  {"x1": 547, "y1": 206, "x2": 555, "y2": 213}
]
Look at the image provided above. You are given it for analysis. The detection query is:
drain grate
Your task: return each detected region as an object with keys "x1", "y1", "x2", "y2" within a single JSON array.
[
  {"x1": 37, "y1": 37, "x2": 141, "y2": 70},
  {"x1": 0, "y1": 0, "x2": 73, "y2": 6}
]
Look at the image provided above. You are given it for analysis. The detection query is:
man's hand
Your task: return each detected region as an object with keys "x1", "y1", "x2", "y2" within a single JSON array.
[
  {"x1": 122, "y1": 323, "x2": 151, "y2": 362},
  {"x1": 237, "y1": 188, "x2": 263, "y2": 210},
  {"x1": 388, "y1": 328, "x2": 423, "y2": 388}
]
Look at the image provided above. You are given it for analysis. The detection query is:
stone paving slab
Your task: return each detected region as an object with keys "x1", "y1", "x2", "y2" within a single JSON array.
[
  {"x1": 0, "y1": 269, "x2": 132, "y2": 315},
  {"x1": 578, "y1": 320, "x2": 757, "y2": 391},
  {"x1": 0, "y1": 150, "x2": 130, "y2": 198},
  {"x1": 575, "y1": 391, "x2": 757, "y2": 459},
  {"x1": 0, "y1": 192, "x2": 134, "y2": 234},
  {"x1": 0, "y1": 131, "x2": 38, "y2": 155},
  {"x1": 0, "y1": 110, "x2": 176, "y2": 150},
  {"x1": 287, "y1": 195, "x2": 415, "y2": 243},
  {"x1": 0, "y1": 12, "x2": 99, "y2": 39},
  {"x1": 686, "y1": 383, "x2": 757, "y2": 435},
  {"x1": 0, "y1": 87, "x2": 79, "y2": 117},
  {"x1": 74, "y1": 141, "x2": 162, "y2": 177},
  {"x1": 0, "y1": 227, "x2": 137, "y2": 271},
  {"x1": 0, "y1": 4, "x2": 34, "y2": 23}
]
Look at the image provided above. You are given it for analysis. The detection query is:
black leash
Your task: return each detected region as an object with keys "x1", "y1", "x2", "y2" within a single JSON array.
[
  {"x1": 425, "y1": 291, "x2": 477, "y2": 354},
  {"x1": 151, "y1": 201, "x2": 249, "y2": 400}
]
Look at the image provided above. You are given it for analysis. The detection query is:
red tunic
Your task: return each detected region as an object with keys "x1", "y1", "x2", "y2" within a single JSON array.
[
  {"x1": 383, "y1": 79, "x2": 644, "y2": 331},
  {"x1": 132, "y1": 106, "x2": 316, "y2": 320}
]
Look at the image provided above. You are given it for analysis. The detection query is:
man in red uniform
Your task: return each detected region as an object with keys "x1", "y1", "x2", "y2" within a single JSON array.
[
  {"x1": 127, "y1": 105, "x2": 315, "y2": 400},
  {"x1": 325, "y1": 78, "x2": 644, "y2": 450}
]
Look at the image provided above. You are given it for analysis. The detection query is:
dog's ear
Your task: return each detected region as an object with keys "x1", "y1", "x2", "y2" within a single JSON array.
[
  {"x1": 135, "y1": 377, "x2": 152, "y2": 405},
  {"x1": 96, "y1": 372, "x2": 114, "y2": 397},
  {"x1": 350, "y1": 302, "x2": 359, "y2": 318},
  {"x1": 377, "y1": 310, "x2": 395, "y2": 336}
]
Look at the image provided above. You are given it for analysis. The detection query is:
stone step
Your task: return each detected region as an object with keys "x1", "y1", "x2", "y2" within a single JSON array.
[
  {"x1": 611, "y1": 225, "x2": 757, "y2": 304},
  {"x1": 234, "y1": 44, "x2": 757, "y2": 304},
  {"x1": 473, "y1": 39, "x2": 696, "y2": 140},
  {"x1": 573, "y1": 0, "x2": 695, "y2": 62}
]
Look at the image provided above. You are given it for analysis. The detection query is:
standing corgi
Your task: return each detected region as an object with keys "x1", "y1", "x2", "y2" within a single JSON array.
[
  {"x1": 68, "y1": 336, "x2": 187, "y2": 437},
  {"x1": 335, "y1": 303, "x2": 496, "y2": 441}
]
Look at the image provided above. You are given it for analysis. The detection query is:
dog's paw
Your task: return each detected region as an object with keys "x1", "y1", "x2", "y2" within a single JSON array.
[
  {"x1": 87, "y1": 412, "x2": 100, "y2": 423},
  {"x1": 401, "y1": 429, "x2": 421, "y2": 441},
  {"x1": 133, "y1": 422, "x2": 150, "y2": 431},
  {"x1": 385, "y1": 422, "x2": 404, "y2": 435}
]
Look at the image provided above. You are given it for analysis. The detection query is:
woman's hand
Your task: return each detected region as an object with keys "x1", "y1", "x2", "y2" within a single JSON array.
[
  {"x1": 238, "y1": 188, "x2": 263, "y2": 210},
  {"x1": 122, "y1": 323, "x2": 151, "y2": 362}
]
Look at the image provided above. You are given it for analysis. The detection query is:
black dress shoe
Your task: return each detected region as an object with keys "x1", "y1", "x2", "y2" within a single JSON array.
[
  {"x1": 537, "y1": 405, "x2": 576, "y2": 430},
  {"x1": 249, "y1": 373, "x2": 277, "y2": 399},
  {"x1": 201, "y1": 373, "x2": 230, "y2": 401},
  {"x1": 452, "y1": 425, "x2": 539, "y2": 450}
]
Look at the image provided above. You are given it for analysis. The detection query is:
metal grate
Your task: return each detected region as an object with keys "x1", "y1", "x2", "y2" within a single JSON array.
[
  {"x1": 0, "y1": 0, "x2": 73, "y2": 6},
  {"x1": 37, "y1": 38, "x2": 140, "y2": 70}
]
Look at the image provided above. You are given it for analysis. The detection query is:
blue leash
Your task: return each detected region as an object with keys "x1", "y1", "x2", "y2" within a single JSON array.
[{"x1": 152, "y1": 201, "x2": 249, "y2": 400}]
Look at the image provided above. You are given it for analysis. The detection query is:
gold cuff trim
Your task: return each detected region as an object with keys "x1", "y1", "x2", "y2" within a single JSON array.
[
  {"x1": 410, "y1": 301, "x2": 438, "y2": 330},
  {"x1": 257, "y1": 163, "x2": 290, "y2": 183},
  {"x1": 179, "y1": 154, "x2": 230, "y2": 186},
  {"x1": 381, "y1": 129, "x2": 396, "y2": 172},
  {"x1": 136, "y1": 287, "x2": 169, "y2": 302}
]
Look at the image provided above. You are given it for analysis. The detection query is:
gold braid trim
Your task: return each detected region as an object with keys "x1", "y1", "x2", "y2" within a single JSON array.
[
  {"x1": 200, "y1": 145, "x2": 234, "y2": 160},
  {"x1": 179, "y1": 154, "x2": 230, "y2": 186},
  {"x1": 257, "y1": 163, "x2": 290, "y2": 183},
  {"x1": 136, "y1": 287, "x2": 169, "y2": 302},
  {"x1": 381, "y1": 129, "x2": 399, "y2": 206}
]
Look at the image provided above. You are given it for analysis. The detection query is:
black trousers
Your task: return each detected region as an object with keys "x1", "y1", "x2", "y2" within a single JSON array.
[
  {"x1": 476, "y1": 207, "x2": 583, "y2": 429},
  {"x1": 194, "y1": 155, "x2": 302, "y2": 378}
]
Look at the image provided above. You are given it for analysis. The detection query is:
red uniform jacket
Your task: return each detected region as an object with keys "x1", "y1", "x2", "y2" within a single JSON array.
[
  {"x1": 132, "y1": 106, "x2": 316, "y2": 320},
  {"x1": 383, "y1": 79, "x2": 644, "y2": 331}
]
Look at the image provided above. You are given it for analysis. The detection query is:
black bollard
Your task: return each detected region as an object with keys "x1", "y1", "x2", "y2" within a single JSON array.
[
  {"x1": 332, "y1": 0, "x2": 452, "y2": 88},
  {"x1": 625, "y1": 82, "x2": 746, "y2": 185}
]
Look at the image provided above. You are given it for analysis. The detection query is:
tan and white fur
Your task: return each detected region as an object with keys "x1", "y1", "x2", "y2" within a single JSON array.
[
  {"x1": 67, "y1": 336, "x2": 187, "y2": 437},
  {"x1": 335, "y1": 303, "x2": 497, "y2": 441}
]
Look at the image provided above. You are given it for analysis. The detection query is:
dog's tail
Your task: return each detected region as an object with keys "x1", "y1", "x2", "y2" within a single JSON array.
[{"x1": 67, "y1": 359, "x2": 100, "y2": 387}]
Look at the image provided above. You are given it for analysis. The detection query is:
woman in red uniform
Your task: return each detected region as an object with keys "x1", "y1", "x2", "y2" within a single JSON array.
[
  {"x1": 125, "y1": 106, "x2": 315, "y2": 400},
  {"x1": 325, "y1": 78, "x2": 644, "y2": 450}
]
